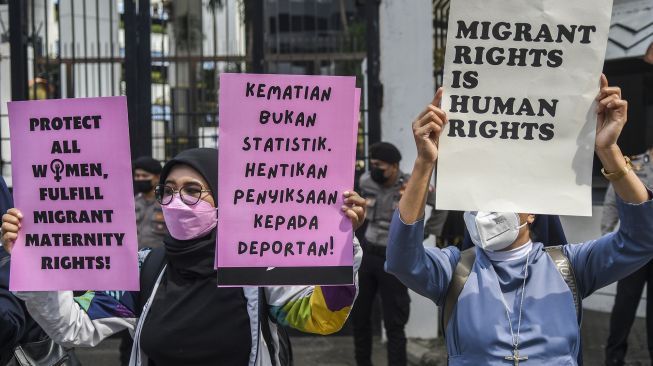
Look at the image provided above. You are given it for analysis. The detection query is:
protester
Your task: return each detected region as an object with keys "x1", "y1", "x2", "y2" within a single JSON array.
[
  {"x1": 1, "y1": 148, "x2": 365, "y2": 366},
  {"x1": 0, "y1": 176, "x2": 80, "y2": 365},
  {"x1": 133, "y1": 156, "x2": 168, "y2": 250},
  {"x1": 385, "y1": 75, "x2": 653, "y2": 365},
  {"x1": 353, "y1": 142, "x2": 432, "y2": 366},
  {"x1": 603, "y1": 145, "x2": 653, "y2": 366}
]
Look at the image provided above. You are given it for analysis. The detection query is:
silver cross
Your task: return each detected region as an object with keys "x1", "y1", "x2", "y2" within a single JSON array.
[{"x1": 505, "y1": 348, "x2": 528, "y2": 366}]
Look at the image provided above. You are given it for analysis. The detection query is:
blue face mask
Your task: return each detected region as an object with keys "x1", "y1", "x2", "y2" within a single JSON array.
[{"x1": 464, "y1": 211, "x2": 527, "y2": 251}]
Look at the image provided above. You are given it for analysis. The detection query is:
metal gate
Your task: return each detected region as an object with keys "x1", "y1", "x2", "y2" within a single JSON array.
[{"x1": 2, "y1": 0, "x2": 375, "y2": 183}]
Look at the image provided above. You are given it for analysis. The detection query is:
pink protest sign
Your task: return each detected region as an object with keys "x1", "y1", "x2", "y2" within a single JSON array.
[
  {"x1": 8, "y1": 96, "x2": 139, "y2": 291},
  {"x1": 217, "y1": 73, "x2": 357, "y2": 286}
]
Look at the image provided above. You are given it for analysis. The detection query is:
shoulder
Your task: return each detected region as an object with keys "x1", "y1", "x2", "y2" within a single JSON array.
[
  {"x1": 359, "y1": 172, "x2": 377, "y2": 192},
  {"x1": 134, "y1": 194, "x2": 145, "y2": 207}
]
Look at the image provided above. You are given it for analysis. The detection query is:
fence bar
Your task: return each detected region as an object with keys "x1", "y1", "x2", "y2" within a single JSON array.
[{"x1": 9, "y1": 0, "x2": 28, "y2": 101}]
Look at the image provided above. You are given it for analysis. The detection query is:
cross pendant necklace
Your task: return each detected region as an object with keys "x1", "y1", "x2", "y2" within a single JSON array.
[
  {"x1": 495, "y1": 249, "x2": 532, "y2": 365},
  {"x1": 505, "y1": 347, "x2": 528, "y2": 366}
]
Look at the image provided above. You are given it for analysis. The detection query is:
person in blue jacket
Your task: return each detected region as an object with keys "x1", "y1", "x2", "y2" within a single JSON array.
[{"x1": 385, "y1": 75, "x2": 653, "y2": 365}]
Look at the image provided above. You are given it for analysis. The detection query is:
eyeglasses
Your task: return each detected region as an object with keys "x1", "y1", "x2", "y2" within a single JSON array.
[{"x1": 155, "y1": 184, "x2": 212, "y2": 206}]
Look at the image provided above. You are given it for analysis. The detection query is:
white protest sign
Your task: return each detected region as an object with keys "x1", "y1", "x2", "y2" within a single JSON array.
[{"x1": 436, "y1": 0, "x2": 613, "y2": 216}]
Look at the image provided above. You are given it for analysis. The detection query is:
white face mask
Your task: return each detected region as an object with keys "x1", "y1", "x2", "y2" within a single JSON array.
[{"x1": 463, "y1": 211, "x2": 528, "y2": 252}]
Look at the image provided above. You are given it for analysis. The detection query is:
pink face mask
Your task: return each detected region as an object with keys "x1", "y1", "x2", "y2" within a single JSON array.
[{"x1": 161, "y1": 195, "x2": 218, "y2": 240}]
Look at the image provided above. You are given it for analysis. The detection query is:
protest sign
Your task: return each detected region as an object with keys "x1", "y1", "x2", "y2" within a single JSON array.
[
  {"x1": 435, "y1": 0, "x2": 613, "y2": 216},
  {"x1": 217, "y1": 73, "x2": 358, "y2": 286},
  {"x1": 8, "y1": 97, "x2": 138, "y2": 291}
]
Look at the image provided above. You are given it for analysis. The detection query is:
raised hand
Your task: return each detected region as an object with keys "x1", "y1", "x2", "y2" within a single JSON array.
[
  {"x1": 596, "y1": 74, "x2": 628, "y2": 150},
  {"x1": 412, "y1": 87, "x2": 448, "y2": 164}
]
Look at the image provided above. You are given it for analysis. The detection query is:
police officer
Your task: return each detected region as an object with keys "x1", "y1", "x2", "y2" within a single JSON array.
[
  {"x1": 133, "y1": 156, "x2": 168, "y2": 250},
  {"x1": 353, "y1": 142, "x2": 414, "y2": 366},
  {"x1": 604, "y1": 147, "x2": 653, "y2": 366}
]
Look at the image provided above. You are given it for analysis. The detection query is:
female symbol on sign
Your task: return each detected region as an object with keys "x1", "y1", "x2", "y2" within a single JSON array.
[{"x1": 50, "y1": 159, "x2": 64, "y2": 182}]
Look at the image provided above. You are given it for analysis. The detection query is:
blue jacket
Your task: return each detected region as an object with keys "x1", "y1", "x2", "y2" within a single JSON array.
[{"x1": 386, "y1": 192, "x2": 653, "y2": 365}]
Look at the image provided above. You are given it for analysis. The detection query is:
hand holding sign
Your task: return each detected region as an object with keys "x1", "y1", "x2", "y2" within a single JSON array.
[
  {"x1": 1, "y1": 208, "x2": 23, "y2": 253},
  {"x1": 595, "y1": 74, "x2": 628, "y2": 150},
  {"x1": 412, "y1": 88, "x2": 448, "y2": 165},
  {"x1": 341, "y1": 191, "x2": 367, "y2": 231}
]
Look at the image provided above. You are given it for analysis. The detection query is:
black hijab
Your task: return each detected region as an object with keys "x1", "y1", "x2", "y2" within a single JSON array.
[
  {"x1": 159, "y1": 148, "x2": 218, "y2": 277},
  {"x1": 141, "y1": 148, "x2": 252, "y2": 365}
]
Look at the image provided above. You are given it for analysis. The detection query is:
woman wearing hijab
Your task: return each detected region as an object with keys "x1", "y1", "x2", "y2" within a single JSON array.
[
  {"x1": 1, "y1": 148, "x2": 365, "y2": 366},
  {"x1": 384, "y1": 76, "x2": 653, "y2": 365}
]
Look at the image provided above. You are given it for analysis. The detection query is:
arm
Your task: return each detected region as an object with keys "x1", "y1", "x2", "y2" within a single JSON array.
[
  {"x1": 594, "y1": 74, "x2": 648, "y2": 204},
  {"x1": 266, "y1": 191, "x2": 366, "y2": 335},
  {"x1": 387, "y1": 88, "x2": 460, "y2": 304},
  {"x1": 566, "y1": 190, "x2": 653, "y2": 297},
  {"x1": 266, "y1": 236, "x2": 362, "y2": 335},
  {"x1": 398, "y1": 88, "x2": 446, "y2": 224},
  {"x1": 600, "y1": 184, "x2": 619, "y2": 235},
  {"x1": 565, "y1": 75, "x2": 652, "y2": 296},
  {"x1": 2, "y1": 209, "x2": 142, "y2": 347},
  {"x1": 385, "y1": 210, "x2": 459, "y2": 305},
  {"x1": 15, "y1": 290, "x2": 137, "y2": 348}
]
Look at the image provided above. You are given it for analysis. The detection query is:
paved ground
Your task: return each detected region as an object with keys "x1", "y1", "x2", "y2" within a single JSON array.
[
  {"x1": 582, "y1": 309, "x2": 650, "y2": 366},
  {"x1": 74, "y1": 335, "x2": 388, "y2": 366},
  {"x1": 73, "y1": 309, "x2": 651, "y2": 365}
]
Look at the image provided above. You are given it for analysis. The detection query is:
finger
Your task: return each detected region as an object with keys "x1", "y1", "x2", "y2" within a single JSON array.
[
  {"x1": 606, "y1": 99, "x2": 628, "y2": 111},
  {"x1": 343, "y1": 209, "x2": 359, "y2": 224},
  {"x1": 599, "y1": 94, "x2": 620, "y2": 110},
  {"x1": 345, "y1": 195, "x2": 366, "y2": 207},
  {"x1": 415, "y1": 122, "x2": 442, "y2": 138},
  {"x1": 3, "y1": 232, "x2": 17, "y2": 243},
  {"x1": 426, "y1": 105, "x2": 448, "y2": 124},
  {"x1": 1, "y1": 222, "x2": 19, "y2": 234},
  {"x1": 432, "y1": 87, "x2": 444, "y2": 108},
  {"x1": 600, "y1": 73, "x2": 608, "y2": 89},
  {"x1": 417, "y1": 107, "x2": 431, "y2": 120},
  {"x1": 7, "y1": 209, "x2": 23, "y2": 219},
  {"x1": 351, "y1": 205, "x2": 366, "y2": 219},
  {"x1": 599, "y1": 86, "x2": 621, "y2": 99},
  {"x1": 416, "y1": 111, "x2": 444, "y2": 129},
  {"x1": 2, "y1": 213, "x2": 21, "y2": 226},
  {"x1": 596, "y1": 74, "x2": 608, "y2": 100}
]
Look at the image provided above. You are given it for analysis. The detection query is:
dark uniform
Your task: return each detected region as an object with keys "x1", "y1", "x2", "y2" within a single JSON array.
[
  {"x1": 353, "y1": 170, "x2": 411, "y2": 366},
  {"x1": 604, "y1": 151, "x2": 653, "y2": 366},
  {"x1": 134, "y1": 193, "x2": 168, "y2": 249}
]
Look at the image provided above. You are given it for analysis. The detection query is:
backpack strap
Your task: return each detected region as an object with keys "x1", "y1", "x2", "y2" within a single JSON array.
[
  {"x1": 443, "y1": 247, "x2": 476, "y2": 330},
  {"x1": 544, "y1": 246, "x2": 581, "y2": 321},
  {"x1": 138, "y1": 247, "x2": 167, "y2": 316},
  {"x1": 258, "y1": 287, "x2": 278, "y2": 366}
]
